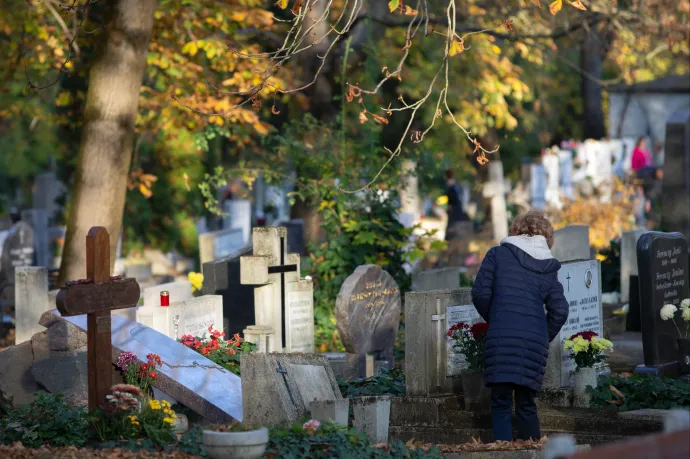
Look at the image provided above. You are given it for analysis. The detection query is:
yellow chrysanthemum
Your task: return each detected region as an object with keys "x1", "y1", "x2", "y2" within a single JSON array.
[
  {"x1": 188, "y1": 272, "x2": 204, "y2": 293},
  {"x1": 128, "y1": 415, "x2": 140, "y2": 426},
  {"x1": 163, "y1": 417, "x2": 176, "y2": 424},
  {"x1": 563, "y1": 340, "x2": 574, "y2": 350},
  {"x1": 149, "y1": 400, "x2": 161, "y2": 410},
  {"x1": 436, "y1": 195, "x2": 448, "y2": 206},
  {"x1": 591, "y1": 337, "x2": 613, "y2": 351}
]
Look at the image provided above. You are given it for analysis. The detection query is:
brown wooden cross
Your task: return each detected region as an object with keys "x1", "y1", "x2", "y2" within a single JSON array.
[{"x1": 55, "y1": 227, "x2": 140, "y2": 411}]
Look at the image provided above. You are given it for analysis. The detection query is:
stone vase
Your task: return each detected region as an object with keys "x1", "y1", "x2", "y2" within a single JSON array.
[
  {"x1": 202, "y1": 426, "x2": 269, "y2": 459},
  {"x1": 460, "y1": 370, "x2": 491, "y2": 412},
  {"x1": 678, "y1": 338, "x2": 690, "y2": 376},
  {"x1": 573, "y1": 367, "x2": 598, "y2": 408},
  {"x1": 352, "y1": 396, "x2": 391, "y2": 443}
]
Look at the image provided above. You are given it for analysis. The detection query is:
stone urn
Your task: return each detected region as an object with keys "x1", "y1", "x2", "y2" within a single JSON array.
[
  {"x1": 352, "y1": 396, "x2": 391, "y2": 444},
  {"x1": 172, "y1": 413, "x2": 189, "y2": 434},
  {"x1": 573, "y1": 367, "x2": 598, "y2": 408},
  {"x1": 202, "y1": 426, "x2": 269, "y2": 459},
  {"x1": 460, "y1": 370, "x2": 491, "y2": 412},
  {"x1": 678, "y1": 338, "x2": 690, "y2": 379}
]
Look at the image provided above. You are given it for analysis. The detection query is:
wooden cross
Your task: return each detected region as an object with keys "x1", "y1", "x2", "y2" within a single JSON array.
[
  {"x1": 431, "y1": 298, "x2": 446, "y2": 389},
  {"x1": 55, "y1": 227, "x2": 140, "y2": 411}
]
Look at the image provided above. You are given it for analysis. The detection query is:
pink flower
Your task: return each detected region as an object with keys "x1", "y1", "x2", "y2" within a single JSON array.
[
  {"x1": 116, "y1": 351, "x2": 136, "y2": 370},
  {"x1": 302, "y1": 419, "x2": 320, "y2": 435}
]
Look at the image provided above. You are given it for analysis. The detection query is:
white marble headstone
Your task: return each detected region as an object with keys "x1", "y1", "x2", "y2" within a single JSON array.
[
  {"x1": 143, "y1": 295, "x2": 224, "y2": 340},
  {"x1": 446, "y1": 304, "x2": 483, "y2": 376}
]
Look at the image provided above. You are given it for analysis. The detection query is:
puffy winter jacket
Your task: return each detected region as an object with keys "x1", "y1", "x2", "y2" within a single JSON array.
[{"x1": 471, "y1": 235, "x2": 569, "y2": 391}]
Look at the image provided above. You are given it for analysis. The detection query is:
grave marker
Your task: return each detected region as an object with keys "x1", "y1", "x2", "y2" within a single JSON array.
[
  {"x1": 14, "y1": 267, "x2": 51, "y2": 344},
  {"x1": 661, "y1": 111, "x2": 690, "y2": 241},
  {"x1": 544, "y1": 259, "x2": 603, "y2": 388},
  {"x1": 336, "y1": 265, "x2": 401, "y2": 372},
  {"x1": 621, "y1": 229, "x2": 646, "y2": 304},
  {"x1": 404, "y1": 288, "x2": 477, "y2": 395},
  {"x1": 202, "y1": 246, "x2": 256, "y2": 337},
  {"x1": 635, "y1": 232, "x2": 689, "y2": 376},
  {"x1": 530, "y1": 164, "x2": 547, "y2": 209},
  {"x1": 140, "y1": 295, "x2": 223, "y2": 340},
  {"x1": 240, "y1": 227, "x2": 314, "y2": 352},
  {"x1": 483, "y1": 161, "x2": 509, "y2": 242},
  {"x1": 0, "y1": 221, "x2": 35, "y2": 284},
  {"x1": 241, "y1": 353, "x2": 342, "y2": 427},
  {"x1": 198, "y1": 227, "x2": 245, "y2": 265},
  {"x1": 55, "y1": 227, "x2": 140, "y2": 410}
]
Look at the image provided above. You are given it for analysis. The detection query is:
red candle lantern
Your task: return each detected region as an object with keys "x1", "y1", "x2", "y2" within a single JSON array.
[{"x1": 160, "y1": 291, "x2": 170, "y2": 307}]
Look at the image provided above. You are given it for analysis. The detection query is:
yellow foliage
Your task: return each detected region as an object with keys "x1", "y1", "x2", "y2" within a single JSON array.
[{"x1": 548, "y1": 179, "x2": 637, "y2": 250}]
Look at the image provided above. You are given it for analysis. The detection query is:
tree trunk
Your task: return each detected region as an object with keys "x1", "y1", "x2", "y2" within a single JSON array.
[
  {"x1": 581, "y1": 29, "x2": 607, "y2": 140},
  {"x1": 58, "y1": 0, "x2": 157, "y2": 284}
]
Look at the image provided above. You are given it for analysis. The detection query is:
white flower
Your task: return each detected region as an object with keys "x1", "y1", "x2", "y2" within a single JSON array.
[
  {"x1": 682, "y1": 307, "x2": 690, "y2": 322},
  {"x1": 660, "y1": 304, "x2": 678, "y2": 321},
  {"x1": 681, "y1": 299, "x2": 690, "y2": 310}
]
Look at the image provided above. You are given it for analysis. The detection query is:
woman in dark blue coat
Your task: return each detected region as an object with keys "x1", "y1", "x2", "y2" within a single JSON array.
[{"x1": 471, "y1": 209, "x2": 569, "y2": 442}]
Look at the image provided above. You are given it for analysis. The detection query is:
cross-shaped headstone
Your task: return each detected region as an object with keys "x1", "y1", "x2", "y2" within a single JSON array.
[
  {"x1": 431, "y1": 298, "x2": 446, "y2": 389},
  {"x1": 55, "y1": 227, "x2": 140, "y2": 411},
  {"x1": 240, "y1": 227, "x2": 300, "y2": 351}
]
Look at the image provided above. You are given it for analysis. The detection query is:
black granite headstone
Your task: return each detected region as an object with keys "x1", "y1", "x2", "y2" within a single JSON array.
[
  {"x1": 202, "y1": 245, "x2": 256, "y2": 337},
  {"x1": 0, "y1": 221, "x2": 35, "y2": 284},
  {"x1": 636, "y1": 232, "x2": 689, "y2": 376}
]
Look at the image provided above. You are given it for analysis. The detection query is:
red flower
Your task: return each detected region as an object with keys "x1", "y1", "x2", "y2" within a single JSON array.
[
  {"x1": 226, "y1": 348, "x2": 236, "y2": 355},
  {"x1": 233, "y1": 333, "x2": 242, "y2": 343},
  {"x1": 570, "y1": 331, "x2": 598, "y2": 342},
  {"x1": 201, "y1": 346, "x2": 211, "y2": 355},
  {"x1": 148, "y1": 372, "x2": 157, "y2": 379},
  {"x1": 193, "y1": 340, "x2": 202, "y2": 350},
  {"x1": 470, "y1": 322, "x2": 489, "y2": 338},
  {"x1": 447, "y1": 322, "x2": 469, "y2": 336},
  {"x1": 141, "y1": 363, "x2": 149, "y2": 371}
]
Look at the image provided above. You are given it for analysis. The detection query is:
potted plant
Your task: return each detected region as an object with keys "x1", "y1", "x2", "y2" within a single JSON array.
[
  {"x1": 563, "y1": 331, "x2": 613, "y2": 407},
  {"x1": 660, "y1": 299, "x2": 690, "y2": 378},
  {"x1": 202, "y1": 422, "x2": 269, "y2": 459},
  {"x1": 447, "y1": 321, "x2": 490, "y2": 410}
]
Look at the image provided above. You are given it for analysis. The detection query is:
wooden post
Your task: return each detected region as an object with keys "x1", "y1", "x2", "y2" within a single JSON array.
[{"x1": 56, "y1": 227, "x2": 140, "y2": 412}]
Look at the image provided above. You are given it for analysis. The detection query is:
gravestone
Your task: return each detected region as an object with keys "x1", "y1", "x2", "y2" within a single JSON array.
[
  {"x1": 543, "y1": 259, "x2": 603, "y2": 388},
  {"x1": 411, "y1": 266, "x2": 468, "y2": 292},
  {"x1": 14, "y1": 267, "x2": 51, "y2": 344},
  {"x1": 552, "y1": 225, "x2": 590, "y2": 263},
  {"x1": 285, "y1": 279, "x2": 315, "y2": 352},
  {"x1": 336, "y1": 265, "x2": 401, "y2": 374},
  {"x1": 635, "y1": 232, "x2": 689, "y2": 376},
  {"x1": 240, "y1": 227, "x2": 314, "y2": 352},
  {"x1": 241, "y1": 353, "x2": 342, "y2": 427},
  {"x1": 661, "y1": 111, "x2": 690, "y2": 241},
  {"x1": 42, "y1": 309, "x2": 241, "y2": 422},
  {"x1": 404, "y1": 288, "x2": 478, "y2": 395},
  {"x1": 55, "y1": 227, "x2": 140, "y2": 410},
  {"x1": 483, "y1": 161, "x2": 509, "y2": 242},
  {"x1": 544, "y1": 151, "x2": 561, "y2": 208},
  {"x1": 0, "y1": 221, "x2": 35, "y2": 284},
  {"x1": 223, "y1": 199, "x2": 252, "y2": 245},
  {"x1": 530, "y1": 164, "x2": 547, "y2": 209},
  {"x1": 142, "y1": 280, "x2": 193, "y2": 308},
  {"x1": 21, "y1": 209, "x2": 50, "y2": 268},
  {"x1": 139, "y1": 295, "x2": 223, "y2": 340},
  {"x1": 399, "y1": 160, "x2": 420, "y2": 216},
  {"x1": 202, "y1": 246, "x2": 256, "y2": 337},
  {"x1": 621, "y1": 229, "x2": 646, "y2": 312},
  {"x1": 559, "y1": 149, "x2": 574, "y2": 201},
  {"x1": 198, "y1": 227, "x2": 245, "y2": 265}
]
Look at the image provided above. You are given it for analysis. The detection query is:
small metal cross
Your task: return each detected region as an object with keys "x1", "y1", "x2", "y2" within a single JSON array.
[
  {"x1": 431, "y1": 298, "x2": 446, "y2": 388},
  {"x1": 276, "y1": 361, "x2": 296, "y2": 406},
  {"x1": 566, "y1": 273, "x2": 571, "y2": 292}
]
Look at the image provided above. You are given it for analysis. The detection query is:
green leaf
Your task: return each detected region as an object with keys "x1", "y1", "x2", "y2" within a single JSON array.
[{"x1": 388, "y1": 0, "x2": 400, "y2": 13}]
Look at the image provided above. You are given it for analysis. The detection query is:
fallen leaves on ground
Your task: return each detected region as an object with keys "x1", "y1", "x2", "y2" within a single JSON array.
[
  {"x1": 414, "y1": 436, "x2": 548, "y2": 453},
  {"x1": 0, "y1": 444, "x2": 202, "y2": 459}
]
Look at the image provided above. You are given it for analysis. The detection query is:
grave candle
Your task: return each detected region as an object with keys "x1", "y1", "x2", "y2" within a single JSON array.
[{"x1": 160, "y1": 291, "x2": 169, "y2": 307}]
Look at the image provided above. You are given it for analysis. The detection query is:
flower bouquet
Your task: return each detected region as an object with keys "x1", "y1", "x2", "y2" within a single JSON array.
[
  {"x1": 179, "y1": 325, "x2": 255, "y2": 376},
  {"x1": 447, "y1": 322, "x2": 489, "y2": 371},
  {"x1": 447, "y1": 321, "x2": 489, "y2": 410},
  {"x1": 660, "y1": 299, "x2": 690, "y2": 376},
  {"x1": 563, "y1": 331, "x2": 613, "y2": 406},
  {"x1": 116, "y1": 352, "x2": 162, "y2": 396}
]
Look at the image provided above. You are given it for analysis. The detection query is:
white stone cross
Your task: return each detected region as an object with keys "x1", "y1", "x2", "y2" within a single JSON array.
[
  {"x1": 482, "y1": 161, "x2": 509, "y2": 242},
  {"x1": 431, "y1": 298, "x2": 446, "y2": 389},
  {"x1": 240, "y1": 227, "x2": 301, "y2": 352}
]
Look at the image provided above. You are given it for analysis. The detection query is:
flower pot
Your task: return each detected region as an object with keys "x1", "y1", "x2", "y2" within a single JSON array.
[
  {"x1": 678, "y1": 338, "x2": 690, "y2": 376},
  {"x1": 573, "y1": 367, "x2": 598, "y2": 408},
  {"x1": 202, "y1": 426, "x2": 269, "y2": 459},
  {"x1": 352, "y1": 396, "x2": 391, "y2": 444},
  {"x1": 460, "y1": 370, "x2": 490, "y2": 412}
]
